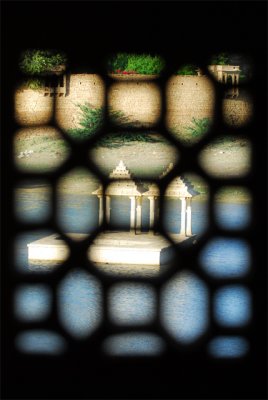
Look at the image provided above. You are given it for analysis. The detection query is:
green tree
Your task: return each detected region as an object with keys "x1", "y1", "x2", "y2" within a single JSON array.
[
  {"x1": 20, "y1": 49, "x2": 67, "y2": 75},
  {"x1": 67, "y1": 103, "x2": 164, "y2": 146},
  {"x1": 176, "y1": 64, "x2": 198, "y2": 75},
  {"x1": 185, "y1": 117, "x2": 211, "y2": 138},
  {"x1": 107, "y1": 53, "x2": 129, "y2": 72},
  {"x1": 107, "y1": 53, "x2": 165, "y2": 75},
  {"x1": 211, "y1": 53, "x2": 230, "y2": 65},
  {"x1": 125, "y1": 54, "x2": 165, "y2": 74}
]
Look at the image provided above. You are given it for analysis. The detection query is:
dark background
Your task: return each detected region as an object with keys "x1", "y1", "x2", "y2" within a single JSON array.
[{"x1": 1, "y1": 1, "x2": 267, "y2": 399}]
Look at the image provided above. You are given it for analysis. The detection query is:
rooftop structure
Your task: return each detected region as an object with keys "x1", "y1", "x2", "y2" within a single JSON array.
[
  {"x1": 92, "y1": 161, "x2": 198, "y2": 236},
  {"x1": 208, "y1": 65, "x2": 241, "y2": 85}
]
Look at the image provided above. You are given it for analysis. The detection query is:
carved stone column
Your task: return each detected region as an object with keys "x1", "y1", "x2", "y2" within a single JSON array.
[
  {"x1": 129, "y1": 196, "x2": 136, "y2": 230},
  {"x1": 186, "y1": 197, "x2": 192, "y2": 236},
  {"x1": 105, "y1": 195, "x2": 111, "y2": 224},
  {"x1": 180, "y1": 197, "x2": 186, "y2": 236},
  {"x1": 97, "y1": 195, "x2": 103, "y2": 226},
  {"x1": 136, "y1": 196, "x2": 142, "y2": 233},
  {"x1": 148, "y1": 196, "x2": 156, "y2": 231}
]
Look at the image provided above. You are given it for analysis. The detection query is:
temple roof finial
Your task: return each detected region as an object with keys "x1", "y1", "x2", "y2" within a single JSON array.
[
  {"x1": 109, "y1": 160, "x2": 132, "y2": 179},
  {"x1": 159, "y1": 163, "x2": 174, "y2": 179}
]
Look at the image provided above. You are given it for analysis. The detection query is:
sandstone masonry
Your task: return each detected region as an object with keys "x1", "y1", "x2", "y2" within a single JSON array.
[{"x1": 15, "y1": 74, "x2": 252, "y2": 132}]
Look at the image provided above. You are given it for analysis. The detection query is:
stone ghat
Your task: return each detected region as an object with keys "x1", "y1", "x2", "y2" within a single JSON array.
[{"x1": 27, "y1": 231, "x2": 194, "y2": 266}]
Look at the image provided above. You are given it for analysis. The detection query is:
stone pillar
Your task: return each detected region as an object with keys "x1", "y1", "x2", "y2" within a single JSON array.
[
  {"x1": 154, "y1": 197, "x2": 160, "y2": 235},
  {"x1": 129, "y1": 196, "x2": 136, "y2": 230},
  {"x1": 97, "y1": 195, "x2": 103, "y2": 226},
  {"x1": 180, "y1": 197, "x2": 186, "y2": 236},
  {"x1": 148, "y1": 196, "x2": 156, "y2": 231},
  {"x1": 218, "y1": 70, "x2": 223, "y2": 82},
  {"x1": 136, "y1": 196, "x2": 142, "y2": 233},
  {"x1": 231, "y1": 74, "x2": 235, "y2": 85},
  {"x1": 105, "y1": 195, "x2": 111, "y2": 224},
  {"x1": 186, "y1": 197, "x2": 192, "y2": 236}
]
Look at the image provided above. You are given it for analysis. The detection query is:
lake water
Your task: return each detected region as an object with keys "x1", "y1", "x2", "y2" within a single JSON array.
[{"x1": 14, "y1": 188, "x2": 251, "y2": 358}]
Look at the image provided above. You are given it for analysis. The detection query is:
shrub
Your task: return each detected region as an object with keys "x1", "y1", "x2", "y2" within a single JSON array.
[
  {"x1": 176, "y1": 64, "x2": 198, "y2": 75},
  {"x1": 210, "y1": 52, "x2": 230, "y2": 65},
  {"x1": 125, "y1": 54, "x2": 165, "y2": 75},
  {"x1": 239, "y1": 71, "x2": 248, "y2": 82},
  {"x1": 67, "y1": 103, "x2": 164, "y2": 146},
  {"x1": 185, "y1": 117, "x2": 211, "y2": 138},
  {"x1": 23, "y1": 78, "x2": 46, "y2": 89},
  {"x1": 108, "y1": 53, "x2": 165, "y2": 75},
  {"x1": 107, "y1": 53, "x2": 129, "y2": 72},
  {"x1": 20, "y1": 49, "x2": 67, "y2": 75},
  {"x1": 67, "y1": 104, "x2": 104, "y2": 140}
]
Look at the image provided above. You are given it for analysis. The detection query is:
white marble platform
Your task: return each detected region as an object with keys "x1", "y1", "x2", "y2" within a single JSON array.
[{"x1": 27, "y1": 231, "x2": 191, "y2": 266}]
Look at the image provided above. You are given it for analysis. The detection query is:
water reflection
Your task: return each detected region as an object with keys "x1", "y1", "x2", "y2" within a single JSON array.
[
  {"x1": 208, "y1": 336, "x2": 249, "y2": 358},
  {"x1": 14, "y1": 186, "x2": 251, "y2": 355},
  {"x1": 108, "y1": 283, "x2": 156, "y2": 326},
  {"x1": 215, "y1": 202, "x2": 250, "y2": 230},
  {"x1": 16, "y1": 331, "x2": 67, "y2": 354},
  {"x1": 214, "y1": 286, "x2": 251, "y2": 327},
  {"x1": 57, "y1": 168, "x2": 100, "y2": 237},
  {"x1": 200, "y1": 238, "x2": 250, "y2": 278},
  {"x1": 160, "y1": 271, "x2": 209, "y2": 344},
  {"x1": 57, "y1": 194, "x2": 99, "y2": 234},
  {"x1": 103, "y1": 333, "x2": 165, "y2": 356},
  {"x1": 15, "y1": 183, "x2": 51, "y2": 223},
  {"x1": 58, "y1": 269, "x2": 102, "y2": 338},
  {"x1": 15, "y1": 285, "x2": 51, "y2": 321}
]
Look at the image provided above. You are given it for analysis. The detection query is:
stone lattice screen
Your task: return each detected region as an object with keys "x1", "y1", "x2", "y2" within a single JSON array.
[
  {"x1": 9, "y1": 59, "x2": 259, "y2": 390},
  {"x1": 2, "y1": 2, "x2": 267, "y2": 399}
]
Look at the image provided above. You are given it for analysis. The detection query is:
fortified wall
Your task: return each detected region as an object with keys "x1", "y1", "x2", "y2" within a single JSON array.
[
  {"x1": 15, "y1": 74, "x2": 252, "y2": 132},
  {"x1": 15, "y1": 74, "x2": 105, "y2": 129},
  {"x1": 166, "y1": 75, "x2": 215, "y2": 131},
  {"x1": 222, "y1": 96, "x2": 253, "y2": 126}
]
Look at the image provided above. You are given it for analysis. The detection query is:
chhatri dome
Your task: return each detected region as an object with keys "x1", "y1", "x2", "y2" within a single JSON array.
[{"x1": 92, "y1": 160, "x2": 198, "y2": 236}]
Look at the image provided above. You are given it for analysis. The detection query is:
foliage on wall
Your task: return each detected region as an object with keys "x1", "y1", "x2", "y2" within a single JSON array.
[
  {"x1": 210, "y1": 53, "x2": 230, "y2": 65},
  {"x1": 67, "y1": 103, "x2": 164, "y2": 146},
  {"x1": 107, "y1": 53, "x2": 165, "y2": 75},
  {"x1": 176, "y1": 64, "x2": 198, "y2": 75},
  {"x1": 20, "y1": 49, "x2": 67, "y2": 75}
]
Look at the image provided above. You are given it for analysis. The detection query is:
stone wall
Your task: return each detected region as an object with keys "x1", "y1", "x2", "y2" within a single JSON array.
[
  {"x1": 166, "y1": 75, "x2": 215, "y2": 132},
  {"x1": 55, "y1": 74, "x2": 105, "y2": 131},
  {"x1": 15, "y1": 74, "x2": 252, "y2": 133},
  {"x1": 108, "y1": 81, "x2": 161, "y2": 127},
  {"x1": 15, "y1": 74, "x2": 105, "y2": 130},
  {"x1": 15, "y1": 88, "x2": 54, "y2": 126},
  {"x1": 223, "y1": 97, "x2": 253, "y2": 127}
]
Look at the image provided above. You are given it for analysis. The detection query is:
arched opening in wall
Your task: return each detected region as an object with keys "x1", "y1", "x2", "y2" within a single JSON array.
[
  {"x1": 234, "y1": 74, "x2": 238, "y2": 85},
  {"x1": 227, "y1": 75, "x2": 233, "y2": 85}
]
